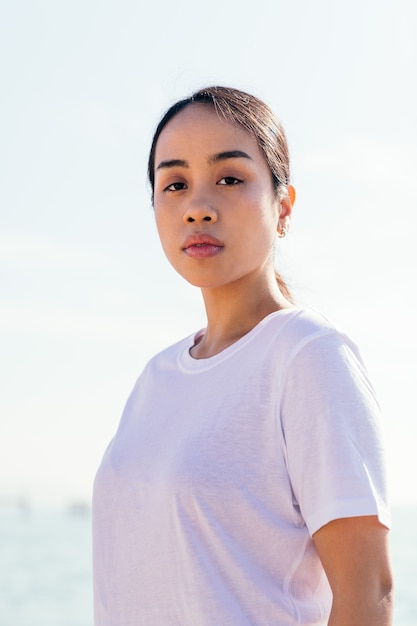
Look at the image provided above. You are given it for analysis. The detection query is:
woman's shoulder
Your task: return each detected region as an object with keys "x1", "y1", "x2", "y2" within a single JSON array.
[
  {"x1": 259, "y1": 306, "x2": 361, "y2": 366},
  {"x1": 262, "y1": 306, "x2": 344, "y2": 344},
  {"x1": 141, "y1": 330, "x2": 203, "y2": 375}
]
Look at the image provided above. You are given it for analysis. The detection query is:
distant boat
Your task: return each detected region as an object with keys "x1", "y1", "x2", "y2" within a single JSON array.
[
  {"x1": 67, "y1": 501, "x2": 90, "y2": 516},
  {"x1": 0, "y1": 495, "x2": 31, "y2": 513}
]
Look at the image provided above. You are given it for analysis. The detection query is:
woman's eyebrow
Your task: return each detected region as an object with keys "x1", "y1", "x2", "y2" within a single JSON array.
[
  {"x1": 156, "y1": 151, "x2": 253, "y2": 172},
  {"x1": 208, "y1": 150, "x2": 253, "y2": 164},
  {"x1": 156, "y1": 158, "x2": 188, "y2": 171}
]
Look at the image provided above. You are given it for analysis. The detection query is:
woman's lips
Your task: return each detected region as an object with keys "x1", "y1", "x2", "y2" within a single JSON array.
[{"x1": 182, "y1": 234, "x2": 224, "y2": 259}]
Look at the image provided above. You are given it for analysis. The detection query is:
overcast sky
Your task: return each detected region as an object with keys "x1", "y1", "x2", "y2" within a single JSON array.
[{"x1": 1, "y1": 0, "x2": 416, "y2": 507}]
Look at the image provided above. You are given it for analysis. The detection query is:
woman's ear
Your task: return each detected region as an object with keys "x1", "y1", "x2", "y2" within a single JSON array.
[
  {"x1": 277, "y1": 184, "x2": 295, "y2": 235},
  {"x1": 287, "y1": 184, "x2": 296, "y2": 207}
]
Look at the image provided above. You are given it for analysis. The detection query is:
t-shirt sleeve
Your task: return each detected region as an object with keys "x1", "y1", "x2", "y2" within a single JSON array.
[{"x1": 279, "y1": 330, "x2": 391, "y2": 536}]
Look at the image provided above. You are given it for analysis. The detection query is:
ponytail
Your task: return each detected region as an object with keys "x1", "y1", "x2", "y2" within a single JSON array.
[{"x1": 275, "y1": 270, "x2": 293, "y2": 304}]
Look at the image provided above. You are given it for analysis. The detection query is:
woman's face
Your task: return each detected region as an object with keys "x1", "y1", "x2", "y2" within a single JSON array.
[{"x1": 153, "y1": 104, "x2": 292, "y2": 290}]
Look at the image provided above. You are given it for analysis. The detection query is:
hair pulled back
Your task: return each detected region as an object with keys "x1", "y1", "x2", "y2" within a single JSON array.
[
  {"x1": 148, "y1": 85, "x2": 290, "y2": 198},
  {"x1": 147, "y1": 85, "x2": 293, "y2": 301}
]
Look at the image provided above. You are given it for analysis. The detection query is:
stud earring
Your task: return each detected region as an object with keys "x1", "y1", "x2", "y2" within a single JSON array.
[{"x1": 277, "y1": 227, "x2": 287, "y2": 238}]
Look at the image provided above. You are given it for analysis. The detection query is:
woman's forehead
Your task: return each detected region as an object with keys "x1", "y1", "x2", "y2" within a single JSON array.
[{"x1": 155, "y1": 104, "x2": 260, "y2": 160}]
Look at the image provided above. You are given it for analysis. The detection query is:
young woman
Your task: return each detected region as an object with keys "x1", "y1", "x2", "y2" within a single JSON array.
[{"x1": 92, "y1": 86, "x2": 393, "y2": 625}]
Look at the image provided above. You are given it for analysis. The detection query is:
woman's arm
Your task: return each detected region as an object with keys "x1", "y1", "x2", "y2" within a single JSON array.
[{"x1": 313, "y1": 515, "x2": 393, "y2": 626}]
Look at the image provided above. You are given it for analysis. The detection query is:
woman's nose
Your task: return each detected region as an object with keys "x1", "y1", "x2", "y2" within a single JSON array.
[{"x1": 183, "y1": 200, "x2": 218, "y2": 224}]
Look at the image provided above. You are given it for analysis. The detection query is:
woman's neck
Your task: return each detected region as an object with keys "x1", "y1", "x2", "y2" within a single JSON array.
[{"x1": 190, "y1": 271, "x2": 293, "y2": 359}]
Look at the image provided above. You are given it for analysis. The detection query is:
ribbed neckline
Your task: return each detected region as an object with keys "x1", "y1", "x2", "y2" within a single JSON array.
[{"x1": 177, "y1": 307, "x2": 302, "y2": 373}]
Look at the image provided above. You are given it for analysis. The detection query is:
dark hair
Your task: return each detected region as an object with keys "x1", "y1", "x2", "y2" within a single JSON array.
[{"x1": 147, "y1": 85, "x2": 293, "y2": 301}]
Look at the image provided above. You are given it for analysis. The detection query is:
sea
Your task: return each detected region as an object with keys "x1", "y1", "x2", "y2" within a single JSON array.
[{"x1": 0, "y1": 504, "x2": 415, "y2": 625}]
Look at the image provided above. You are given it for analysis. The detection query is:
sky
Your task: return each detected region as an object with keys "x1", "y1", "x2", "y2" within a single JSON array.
[{"x1": 1, "y1": 0, "x2": 416, "y2": 508}]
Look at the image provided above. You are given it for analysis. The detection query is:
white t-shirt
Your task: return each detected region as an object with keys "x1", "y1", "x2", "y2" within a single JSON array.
[{"x1": 92, "y1": 308, "x2": 390, "y2": 626}]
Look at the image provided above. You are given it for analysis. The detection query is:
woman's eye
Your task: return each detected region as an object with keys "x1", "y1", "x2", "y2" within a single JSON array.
[
  {"x1": 164, "y1": 181, "x2": 187, "y2": 192},
  {"x1": 217, "y1": 176, "x2": 242, "y2": 186}
]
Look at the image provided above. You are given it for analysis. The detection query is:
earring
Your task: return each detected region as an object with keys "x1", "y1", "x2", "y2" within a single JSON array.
[{"x1": 277, "y1": 226, "x2": 287, "y2": 238}]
